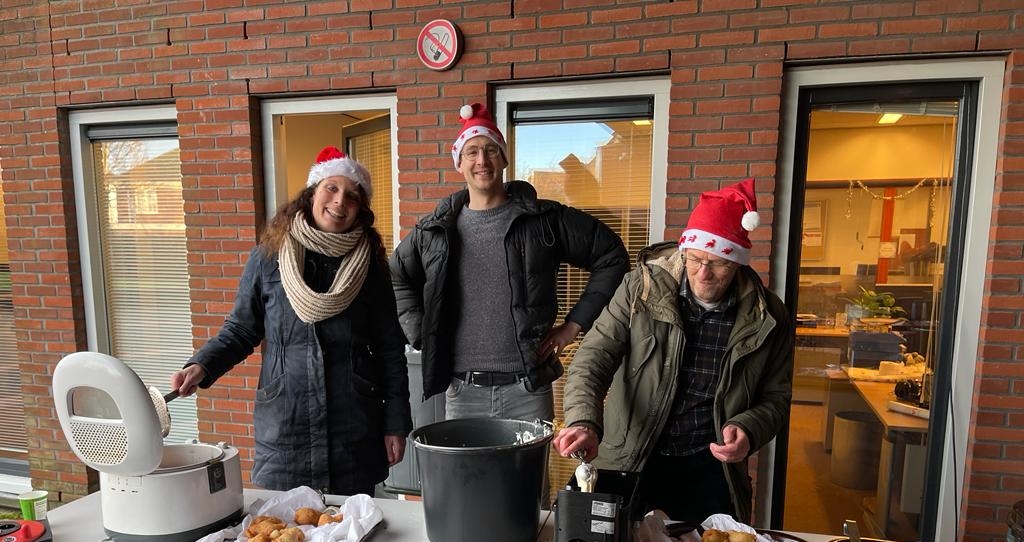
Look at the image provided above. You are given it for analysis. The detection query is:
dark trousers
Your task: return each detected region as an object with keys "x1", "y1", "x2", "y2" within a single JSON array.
[{"x1": 638, "y1": 448, "x2": 734, "y2": 522}]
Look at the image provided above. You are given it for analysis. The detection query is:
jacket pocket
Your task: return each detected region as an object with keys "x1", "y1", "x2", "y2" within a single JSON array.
[
  {"x1": 346, "y1": 353, "x2": 384, "y2": 444},
  {"x1": 255, "y1": 372, "x2": 285, "y2": 403},
  {"x1": 253, "y1": 373, "x2": 296, "y2": 465},
  {"x1": 352, "y1": 371, "x2": 382, "y2": 400},
  {"x1": 624, "y1": 334, "x2": 657, "y2": 381}
]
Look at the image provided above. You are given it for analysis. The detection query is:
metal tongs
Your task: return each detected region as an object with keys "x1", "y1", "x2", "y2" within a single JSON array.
[{"x1": 571, "y1": 450, "x2": 598, "y2": 493}]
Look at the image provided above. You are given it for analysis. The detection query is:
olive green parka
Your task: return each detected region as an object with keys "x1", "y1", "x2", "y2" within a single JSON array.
[{"x1": 563, "y1": 241, "x2": 794, "y2": 522}]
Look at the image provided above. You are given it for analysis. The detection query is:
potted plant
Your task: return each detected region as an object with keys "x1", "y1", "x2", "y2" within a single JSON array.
[{"x1": 844, "y1": 286, "x2": 906, "y2": 322}]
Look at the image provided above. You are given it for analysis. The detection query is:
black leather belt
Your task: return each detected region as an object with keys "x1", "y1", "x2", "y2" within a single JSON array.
[{"x1": 454, "y1": 371, "x2": 527, "y2": 387}]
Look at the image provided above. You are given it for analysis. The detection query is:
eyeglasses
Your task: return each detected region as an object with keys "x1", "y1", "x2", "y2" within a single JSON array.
[
  {"x1": 684, "y1": 255, "x2": 735, "y2": 272},
  {"x1": 461, "y1": 145, "x2": 503, "y2": 161}
]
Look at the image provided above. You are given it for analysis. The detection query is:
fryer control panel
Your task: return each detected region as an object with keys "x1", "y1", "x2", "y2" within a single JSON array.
[{"x1": 207, "y1": 461, "x2": 227, "y2": 493}]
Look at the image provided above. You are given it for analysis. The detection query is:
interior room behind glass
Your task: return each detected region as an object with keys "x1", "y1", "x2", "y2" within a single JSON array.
[{"x1": 784, "y1": 97, "x2": 958, "y2": 540}]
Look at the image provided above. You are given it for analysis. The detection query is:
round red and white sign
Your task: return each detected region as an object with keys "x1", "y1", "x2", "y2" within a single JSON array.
[{"x1": 417, "y1": 19, "x2": 462, "y2": 71}]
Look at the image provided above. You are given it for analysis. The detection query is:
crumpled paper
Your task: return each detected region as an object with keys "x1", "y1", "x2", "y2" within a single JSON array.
[
  {"x1": 634, "y1": 511, "x2": 771, "y2": 542},
  {"x1": 195, "y1": 486, "x2": 383, "y2": 542}
]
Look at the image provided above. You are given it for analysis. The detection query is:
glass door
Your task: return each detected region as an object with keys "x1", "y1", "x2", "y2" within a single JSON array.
[{"x1": 779, "y1": 82, "x2": 976, "y2": 541}]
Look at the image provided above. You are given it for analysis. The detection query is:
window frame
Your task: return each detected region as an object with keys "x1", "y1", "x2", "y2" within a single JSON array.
[
  {"x1": 495, "y1": 77, "x2": 671, "y2": 245},
  {"x1": 69, "y1": 105, "x2": 198, "y2": 443},
  {"x1": 69, "y1": 105, "x2": 179, "y2": 351},
  {"x1": 260, "y1": 95, "x2": 400, "y2": 246}
]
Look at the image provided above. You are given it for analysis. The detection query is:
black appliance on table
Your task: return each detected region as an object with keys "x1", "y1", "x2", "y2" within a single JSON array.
[{"x1": 555, "y1": 469, "x2": 641, "y2": 542}]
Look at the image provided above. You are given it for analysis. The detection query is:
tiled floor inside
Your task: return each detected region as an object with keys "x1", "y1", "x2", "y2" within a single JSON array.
[{"x1": 784, "y1": 402, "x2": 875, "y2": 536}]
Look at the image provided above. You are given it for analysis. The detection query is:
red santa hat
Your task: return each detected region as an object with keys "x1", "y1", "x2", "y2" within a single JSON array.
[
  {"x1": 678, "y1": 178, "x2": 760, "y2": 265},
  {"x1": 450, "y1": 103, "x2": 508, "y2": 168},
  {"x1": 306, "y1": 146, "x2": 372, "y2": 199}
]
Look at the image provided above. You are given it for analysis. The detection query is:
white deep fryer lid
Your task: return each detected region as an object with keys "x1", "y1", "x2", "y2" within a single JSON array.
[{"x1": 53, "y1": 351, "x2": 164, "y2": 476}]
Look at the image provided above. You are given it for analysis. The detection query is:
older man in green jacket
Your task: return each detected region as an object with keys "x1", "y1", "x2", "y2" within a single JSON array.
[{"x1": 554, "y1": 178, "x2": 793, "y2": 524}]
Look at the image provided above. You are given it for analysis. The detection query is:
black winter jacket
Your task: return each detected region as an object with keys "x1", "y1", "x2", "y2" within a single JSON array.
[
  {"x1": 389, "y1": 181, "x2": 629, "y2": 399},
  {"x1": 188, "y1": 245, "x2": 412, "y2": 494}
]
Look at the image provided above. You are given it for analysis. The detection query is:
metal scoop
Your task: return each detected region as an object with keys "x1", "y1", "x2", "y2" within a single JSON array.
[{"x1": 571, "y1": 450, "x2": 598, "y2": 493}]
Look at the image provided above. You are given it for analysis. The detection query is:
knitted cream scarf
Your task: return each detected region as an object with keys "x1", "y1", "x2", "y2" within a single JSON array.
[{"x1": 279, "y1": 212, "x2": 371, "y2": 324}]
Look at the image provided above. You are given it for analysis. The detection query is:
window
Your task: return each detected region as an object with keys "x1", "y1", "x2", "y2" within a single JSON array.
[
  {"x1": 261, "y1": 96, "x2": 398, "y2": 253},
  {"x1": 496, "y1": 77, "x2": 670, "y2": 499},
  {"x1": 70, "y1": 107, "x2": 198, "y2": 443},
  {"x1": 0, "y1": 165, "x2": 29, "y2": 482}
]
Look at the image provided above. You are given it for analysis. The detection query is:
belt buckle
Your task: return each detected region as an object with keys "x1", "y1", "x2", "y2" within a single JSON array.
[{"x1": 467, "y1": 371, "x2": 490, "y2": 387}]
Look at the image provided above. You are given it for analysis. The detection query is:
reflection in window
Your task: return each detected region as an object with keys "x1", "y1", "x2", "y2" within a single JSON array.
[
  {"x1": 510, "y1": 102, "x2": 654, "y2": 500},
  {"x1": 89, "y1": 137, "x2": 197, "y2": 443},
  {"x1": 0, "y1": 167, "x2": 27, "y2": 457},
  {"x1": 787, "y1": 98, "x2": 958, "y2": 539}
]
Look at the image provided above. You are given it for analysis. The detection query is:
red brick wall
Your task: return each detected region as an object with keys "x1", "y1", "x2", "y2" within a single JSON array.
[{"x1": 1, "y1": 1, "x2": 1021, "y2": 539}]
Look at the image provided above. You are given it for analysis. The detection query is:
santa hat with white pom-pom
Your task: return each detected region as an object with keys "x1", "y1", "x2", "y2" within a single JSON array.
[
  {"x1": 678, "y1": 177, "x2": 760, "y2": 265},
  {"x1": 307, "y1": 145, "x2": 373, "y2": 199},
  {"x1": 451, "y1": 103, "x2": 508, "y2": 168}
]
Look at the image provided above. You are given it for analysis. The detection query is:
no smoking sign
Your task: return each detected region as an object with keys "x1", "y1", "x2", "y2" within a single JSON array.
[{"x1": 417, "y1": 19, "x2": 463, "y2": 71}]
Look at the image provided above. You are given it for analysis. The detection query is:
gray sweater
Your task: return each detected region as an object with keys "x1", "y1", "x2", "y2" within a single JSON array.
[{"x1": 453, "y1": 202, "x2": 521, "y2": 373}]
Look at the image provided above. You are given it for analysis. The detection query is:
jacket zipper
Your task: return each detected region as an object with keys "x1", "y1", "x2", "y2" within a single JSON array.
[{"x1": 633, "y1": 316, "x2": 684, "y2": 471}]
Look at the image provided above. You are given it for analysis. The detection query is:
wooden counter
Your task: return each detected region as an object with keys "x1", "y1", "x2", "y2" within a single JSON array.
[
  {"x1": 796, "y1": 326, "x2": 851, "y2": 338},
  {"x1": 850, "y1": 380, "x2": 929, "y2": 437}
]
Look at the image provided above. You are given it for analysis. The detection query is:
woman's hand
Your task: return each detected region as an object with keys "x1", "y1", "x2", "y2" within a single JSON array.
[
  {"x1": 553, "y1": 424, "x2": 599, "y2": 462},
  {"x1": 384, "y1": 435, "x2": 406, "y2": 466},
  {"x1": 170, "y1": 364, "x2": 207, "y2": 397}
]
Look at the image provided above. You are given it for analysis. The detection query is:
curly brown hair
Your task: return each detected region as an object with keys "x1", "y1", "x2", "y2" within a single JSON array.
[{"x1": 259, "y1": 184, "x2": 387, "y2": 268}]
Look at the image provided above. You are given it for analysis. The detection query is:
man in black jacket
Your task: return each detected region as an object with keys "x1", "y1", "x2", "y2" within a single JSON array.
[{"x1": 389, "y1": 102, "x2": 628, "y2": 421}]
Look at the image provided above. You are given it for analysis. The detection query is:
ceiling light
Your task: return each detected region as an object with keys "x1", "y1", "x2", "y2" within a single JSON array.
[{"x1": 877, "y1": 113, "x2": 903, "y2": 125}]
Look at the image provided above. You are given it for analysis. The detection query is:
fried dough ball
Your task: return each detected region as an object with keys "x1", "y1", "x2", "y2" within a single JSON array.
[
  {"x1": 294, "y1": 507, "x2": 321, "y2": 526},
  {"x1": 271, "y1": 527, "x2": 305, "y2": 542},
  {"x1": 245, "y1": 515, "x2": 287, "y2": 538},
  {"x1": 317, "y1": 511, "x2": 344, "y2": 526},
  {"x1": 249, "y1": 535, "x2": 272, "y2": 542},
  {"x1": 700, "y1": 529, "x2": 755, "y2": 542},
  {"x1": 702, "y1": 529, "x2": 728, "y2": 542}
]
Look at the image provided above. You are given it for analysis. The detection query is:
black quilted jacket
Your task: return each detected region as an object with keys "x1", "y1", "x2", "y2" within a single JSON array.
[{"x1": 389, "y1": 181, "x2": 629, "y2": 399}]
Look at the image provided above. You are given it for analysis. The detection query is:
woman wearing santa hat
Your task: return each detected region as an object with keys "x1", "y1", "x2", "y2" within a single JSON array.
[
  {"x1": 554, "y1": 178, "x2": 795, "y2": 524},
  {"x1": 170, "y1": 146, "x2": 412, "y2": 497}
]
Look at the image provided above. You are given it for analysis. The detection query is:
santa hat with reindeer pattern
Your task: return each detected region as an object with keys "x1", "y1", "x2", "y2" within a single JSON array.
[{"x1": 678, "y1": 177, "x2": 760, "y2": 265}]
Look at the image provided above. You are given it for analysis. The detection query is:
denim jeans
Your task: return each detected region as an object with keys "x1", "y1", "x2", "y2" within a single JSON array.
[{"x1": 444, "y1": 376, "x2": 554, "y2": 422}]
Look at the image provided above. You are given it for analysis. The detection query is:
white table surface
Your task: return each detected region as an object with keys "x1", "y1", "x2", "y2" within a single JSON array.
[{"x1": 46, "y1": 488, "x2": 837, "y2": 542}]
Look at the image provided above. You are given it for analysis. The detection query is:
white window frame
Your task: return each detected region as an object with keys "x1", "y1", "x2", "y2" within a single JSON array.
[
  {"x1": 495, "y1": 77, "x2": 671, "y2": 245},
  {"x1": 260, "y1": 95, "x2": 400, "y2": 246},
  {"x1": 69, "y1": 105, "x2": 199, "y2": 443},
  {"x1": 69, "y1": 105, "x2": 179, "y2": 350},
  {"x1": 776, "y1": 58, "x2": 1004, "y2": 540}
]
